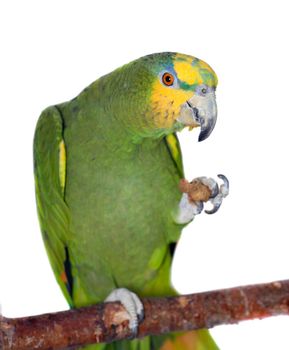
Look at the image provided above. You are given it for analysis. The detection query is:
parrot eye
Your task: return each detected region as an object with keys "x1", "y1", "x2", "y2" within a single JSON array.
[
  {"x1": 162, "y1": 72, "x2": 175, "y2": 86},
  {"x1": 201, "y1": 87, "x2": 207, "y2": 94}
]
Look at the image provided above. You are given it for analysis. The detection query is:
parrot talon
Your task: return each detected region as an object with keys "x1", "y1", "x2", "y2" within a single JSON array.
[
  {"x1": 209, "y1": 182, "x2": 219, "y2": 198},
  {"x1": 105, "y1": 288, "x2": 144, "y2": 336},
  {"x1": 204, "y1": 196, "x2": 222, "y2": 214},
  {"x1": 204, "y1": 174, "x2": 229, "y2": 214},
  {"x1": 175, "y1": 174, "x2": 229, "y2": 222},
  {"x1": 217, "y1": 174, "x2": 229, "y2": 197},
  {"x1": 137, "y1": 308, "x2": 145, "y2": 322},
  {"x1": 194, "y1": 176, "x2": 219, "y2": 196}
]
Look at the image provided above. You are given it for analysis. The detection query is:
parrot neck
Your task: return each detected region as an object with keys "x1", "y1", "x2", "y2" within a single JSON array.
[
  {"x1": 60, "y1": 72, "x2": 183, "y2": 153},
  {"x1": 83, "y1": 67, "x2": 184, "y2": 142},
  {"x1": 60, "y1": 98, "x2": 165, "y2": 157}
]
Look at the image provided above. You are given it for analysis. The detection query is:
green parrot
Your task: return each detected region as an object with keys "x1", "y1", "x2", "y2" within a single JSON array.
[{"x1": 33, "y1": 52, "x2": 229, "y2": 350}]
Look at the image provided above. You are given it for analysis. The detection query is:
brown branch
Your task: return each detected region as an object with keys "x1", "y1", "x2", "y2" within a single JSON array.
[{"x1": 1, "y1": 279, "x2": 289, "y2": 350}]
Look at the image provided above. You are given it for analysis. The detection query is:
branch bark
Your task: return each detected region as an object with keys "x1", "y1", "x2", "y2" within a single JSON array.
[{"x1": 1, "y1": 279, "x2": 289, "y2": 350}]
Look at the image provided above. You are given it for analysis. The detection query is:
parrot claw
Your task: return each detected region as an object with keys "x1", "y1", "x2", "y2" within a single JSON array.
[
  {"x1": 175, "y1": 174, "x2": 229, "y2": 223},
  {"x1": 105, "y1": 288, "x2": 144, "y2": 336},
  {"x1": 204, "y1": 174, "x2": 229, "y2": 214},
  {"x1": 193, "y1": 176, "x2": 220, "y2": 198}
]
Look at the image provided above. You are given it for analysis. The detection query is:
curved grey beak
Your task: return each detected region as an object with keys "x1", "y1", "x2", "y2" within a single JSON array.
[{"x1": 177, "y1": 92, "x2": 217, "y2": 142}]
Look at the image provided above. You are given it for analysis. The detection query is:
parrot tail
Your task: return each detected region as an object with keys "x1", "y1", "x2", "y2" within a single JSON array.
[{"x1": 80, "y1": 329, "x2": 219, "y2": 350}]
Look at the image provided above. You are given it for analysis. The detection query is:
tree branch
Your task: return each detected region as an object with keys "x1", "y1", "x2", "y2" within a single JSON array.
[{"x1": 1, "y1": 279, "x2": 289, "y2": 350}]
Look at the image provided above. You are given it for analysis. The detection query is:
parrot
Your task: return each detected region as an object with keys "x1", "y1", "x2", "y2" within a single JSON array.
[{"x1": 33, "y1": 52, "x2": 229, "y2": 350}]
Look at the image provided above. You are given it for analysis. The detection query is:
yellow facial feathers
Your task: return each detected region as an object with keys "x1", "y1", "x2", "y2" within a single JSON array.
[
  {"x1": 150, "y1": 80, "x2": 192, "y2": 128},
  {"x1": 150, "y1": 53, "x2": 217, "y2": 129}
]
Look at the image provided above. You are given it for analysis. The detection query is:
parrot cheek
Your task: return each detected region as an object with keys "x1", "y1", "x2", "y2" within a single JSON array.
[{"x1": 150, "y1": 80, "x2": 192, "y2": 130}]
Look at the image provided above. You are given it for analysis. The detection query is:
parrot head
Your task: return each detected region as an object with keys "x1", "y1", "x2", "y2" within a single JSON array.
[
  {"x1": 146, "y1": 52, "x2": 218, "y2": 141},
  {"x1": 98, "y1": 52, "x2": 218, "y2": 141}
]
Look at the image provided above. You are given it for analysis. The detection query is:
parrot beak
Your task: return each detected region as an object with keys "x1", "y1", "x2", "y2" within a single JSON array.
[{"x1": 177, "y1": 92, "x2": 217, "y2": 142}]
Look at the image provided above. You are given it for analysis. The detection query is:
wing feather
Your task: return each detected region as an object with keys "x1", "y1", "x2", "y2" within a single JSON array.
[
  {"x1": 33, "y1": 106, "x2": 73, "y2": 306},
  {"x1": 165, "y1": 133, "x2": 184, "y2": 178}
]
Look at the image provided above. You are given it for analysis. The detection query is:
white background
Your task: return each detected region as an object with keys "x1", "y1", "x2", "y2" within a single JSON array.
[{"x1": 0, "y1": 1, "x2": 289, "y2": 349}]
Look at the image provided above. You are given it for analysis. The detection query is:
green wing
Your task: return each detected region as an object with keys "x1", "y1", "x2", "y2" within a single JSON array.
[
  {"x1": 34, "y1": 106, "x2": 73, "y2": 306},
  {"x1": 165, "y1": 133, "x2": 184, "y2": 178}
]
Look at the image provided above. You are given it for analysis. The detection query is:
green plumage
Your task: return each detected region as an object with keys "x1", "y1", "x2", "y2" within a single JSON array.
[{"x1": 34, "y1": 52, "x2": 219, "y2": 350}]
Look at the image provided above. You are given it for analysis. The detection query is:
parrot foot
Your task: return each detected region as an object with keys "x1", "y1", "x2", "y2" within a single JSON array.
[
  {"x1": 175, "y1": 174, "x2": 229, "y2": 223},
  {"x1": 203, "y1": 174, "x2": 229, "y2": 214},
  {"x1": 105, "y1": 288, "x2": 144, "y2": 336},
  {"x1": 175, "y1": 193, "x2": 204, "y2": 224}
]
